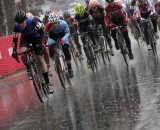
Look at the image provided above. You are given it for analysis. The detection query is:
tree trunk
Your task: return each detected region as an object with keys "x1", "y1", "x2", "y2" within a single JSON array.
[
  {"x1": 21, "y1": 0, "x2": 29, "y2": 12},
  {"x1": 3, "y1": 0, "x2": 16, "y2": 35}
]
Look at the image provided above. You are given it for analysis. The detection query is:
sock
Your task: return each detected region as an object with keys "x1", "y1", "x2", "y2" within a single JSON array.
[
  {"x1": 42, "y1": 72, "x2": 50, "y2": 84},
  {"x1": 25, "y1": 63, "x2": 30, "y2": 71},
  {"x1": 67, "y1": 64, "x2": 72, "y2": 71}
]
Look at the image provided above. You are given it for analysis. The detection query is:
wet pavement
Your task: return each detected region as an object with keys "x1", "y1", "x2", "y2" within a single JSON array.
[{"x1": 1, "y1": 36, "x2": 160, "y2": 130}]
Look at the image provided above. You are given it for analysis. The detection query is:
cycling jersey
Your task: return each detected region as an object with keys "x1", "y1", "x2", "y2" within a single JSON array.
[
  {"x1": 45, "y1": 20, "x2": 70, "y2": 44},
  {"x1": 65, "y1": 17, "x2": 77, "y2": 34},
  {"x1": 88, "y1": 5, "x2": 105, "y2": 24},
  {"x1": 125, "y1": 4, "x2": 136, "y2": 18},
  {"x1": 104, "y1": 2, "x2": 127, "y2": 26},
  {"x1": 74, "y1": 11, "x2": 93, "y2": 32},
  {"x1": 13, "y1": 18, "x2": 44, "y2": 43},
  {"x1": 134, "y1": 0, "x2": 155, "y2": 17},
  {"x1": 154, "y1": 1, "x2": 160, "y2": 15}
]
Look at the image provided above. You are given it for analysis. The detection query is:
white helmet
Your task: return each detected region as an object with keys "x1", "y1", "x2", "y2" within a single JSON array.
[
  {"x1": 124, "y1": 0, "x2": 130, "y2": 5},
  {"x1": 48, "y1": 13, "x2": 59, "y2": 23}
]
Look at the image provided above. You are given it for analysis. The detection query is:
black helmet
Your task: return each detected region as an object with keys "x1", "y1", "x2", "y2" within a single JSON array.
[
  {"x1": 14, "y1": 9, "x2": 26, "y2": 23},
  {"x1": 86, "y1": 0, "x2": 90, "y2": 4},
  {"x1": 63, "y1": 11, "x2": 70, "y2": 18},
  {"x1": 105, "y1": 0, "x2": 114, "y2": 3},
  {"x1": 45, "y1": 11, "x2": 52, "y2": 17}
]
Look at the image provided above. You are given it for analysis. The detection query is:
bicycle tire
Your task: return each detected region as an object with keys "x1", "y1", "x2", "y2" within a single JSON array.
[
  {"x1": 99, "y1": 36, "x2": 108, "y2": 64},
  {"x1": 61, "y1": 54, "x2": 71, "y2": 85},
  {"x1": 30, "y1": 62, "x2": 47, "y2": 103},
  {"x1": 88, "y1": 42, "x2": 98, "y2": 71},
  {"x1": 117, "y1": 30, "x2": 129, "y2": 66},
  {"x1": 149, "y1": 30, "x2": 157, "y2": 56},
  {"x1": 55, "y1": 57, "x2": 66, "y2": 89},
  {"x1": 70, "y1": 43, "x2": 78, "y2": 66},
  {"x1": 134, "y1": 28, "x2": 140, "y2": 47},
  {"x1": 85, "y1": 42, "x2": 95, "y2": 73}
]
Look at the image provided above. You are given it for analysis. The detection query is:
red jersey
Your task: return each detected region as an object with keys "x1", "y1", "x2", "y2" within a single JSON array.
[{"x1": 104, "y1": 2, "x2": 127, "y2": 26}]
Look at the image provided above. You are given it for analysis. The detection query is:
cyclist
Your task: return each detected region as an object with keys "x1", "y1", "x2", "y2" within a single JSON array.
[
  {"x1": 74, "y1": 3, "x2": 99, "y2": 67},
  {"x1": 85, "y1": 0, "x2": 90, "y2": 11},
  {"x1": 26, "y1": 12, "x2": 52, "y2": 76},
  {"x1": 125, "y1": 0, "x2": 141, "y2": 36},
  {"x1": 104, "y1": 0, "x2": 134, "y2": 60},
  {"x1": 44, "y1": 14, "x2": 74, "y2": 78},
  {"x1": 154, "y1": 0, "x2": 160, "y2": 30},
  {"x1": 88, "y1": 0, "x2": 114, "y2": 56},
  {"x1": 12, "y1": 9, "x2": 53, "y2": 93},
  {"x1": 134, "y1": 0, "x2": 159, "y2": 50},
  {"x1": 42, "y1": 11, "x2": 52, "y2": 25},
  {"x1": 63, "y1": 11, "x2": 84, "y2": 60}
]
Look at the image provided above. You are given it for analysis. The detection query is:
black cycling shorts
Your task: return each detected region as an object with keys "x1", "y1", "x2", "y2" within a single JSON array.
[{"x1": 20, "y1": 36, "x2": 44, "y2": 55}]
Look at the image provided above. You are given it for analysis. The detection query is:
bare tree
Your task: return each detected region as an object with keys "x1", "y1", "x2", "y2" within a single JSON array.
[{"x1": 0, "y1": 0, "x2": 16, "y2": 37}]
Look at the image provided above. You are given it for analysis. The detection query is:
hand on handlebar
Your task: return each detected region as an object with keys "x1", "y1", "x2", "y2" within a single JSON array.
[
  {"x1": 60, "y1": 38, "x2": 65, "y2": 45},
  {"x1": 12, "y1": 49, "x2": 17, "y2": 59},
  {"x1": 12, "y1": 49, "x2": 20, "y2": 63}
]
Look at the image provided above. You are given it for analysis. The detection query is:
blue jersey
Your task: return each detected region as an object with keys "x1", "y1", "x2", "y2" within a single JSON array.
[
  {"x1": 46, "y1": 20, "x2": 70, "y2": 44},
  {"x1": 13, "y1": 18, "x2": 40, "y2": 40}
]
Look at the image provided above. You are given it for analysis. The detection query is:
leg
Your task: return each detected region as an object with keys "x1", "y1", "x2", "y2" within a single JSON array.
[
  {"x1": 122, "y1": 30, "x2": 134, "y2": 60},
  {"x1": 19, "y1": 37, "x2": 32, "y2": 79},
  {"x1": 111, "y1": 29, "x2": 119, "y2": 50},
  {"x1": 62, "y1": 44, "x2": 73, "y2": 78}
]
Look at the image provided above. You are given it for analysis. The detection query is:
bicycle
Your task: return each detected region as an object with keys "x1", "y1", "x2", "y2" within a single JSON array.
[
  {"x1": 69, "y1": 34, "x2": 82, "y2": 66},
  {"x1": 96, "y1": 24, "x2": 111, "y2": 65},
  {"x1": 141, "y1": 16, "x2": 157, "y2": 56},
  {"x1": 78, "y1": 32, "x2": 98, "y2": 73},
  {"x1": 110, "y1": 25, "x2": 130, "y2": 66},
  {"x1": 133, "y1": 26, "x2": 141, "y2": 47},
  {"x1": 14, "y1": 43, "x2": 50, "y2": 103},
  {"x1": 45, "y1": 40, "x2": 71, "y2": 89}
]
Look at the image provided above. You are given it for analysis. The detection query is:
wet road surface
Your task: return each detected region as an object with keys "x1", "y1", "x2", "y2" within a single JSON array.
[{"x1": 1, "y1": 36, "x2": 160, "y2": 130}]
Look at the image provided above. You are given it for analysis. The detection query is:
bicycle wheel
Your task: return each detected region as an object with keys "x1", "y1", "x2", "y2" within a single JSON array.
[
  {"x1": 88, "y1": 42, "x2": 98, "y2": 71},
  {"x1": 70, "y1": 43, "x2": 78, "y2": 66},
  {"x1": 117, "y1": 31, "x2": 129, "y2": 66},
  {"x1": 55, "y1": 57, "x2": 66, "y2": 89},
  {"x1": 61, "y1": 54, "x2": 71, "y2": 85},
  {"x1": 99, "y1": 36, "x2": 110, "y2": 64},
  {"x1": 149, "y1": 30, "x2": 157, "y2": 56},
  {"x1": 134, "y1": 28, "x2": 140, "y2": 47},
  {"x1": 30, "y1": 62, "x2": 48, "y2": 103}
]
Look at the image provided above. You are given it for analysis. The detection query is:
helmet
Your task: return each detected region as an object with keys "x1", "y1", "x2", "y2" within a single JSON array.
[
  {"x1": 86, "y1": 0, "x2": 90, "y2": 4},
  {"x1": 48, "y1": 14, "x2": 59, "y2": 23},
  {"x1": 14, "y1": 9, "x2": 26, "y2": 23},
  {"x1": 124, "y1": 0, "x2": 130, "y2": 5},
  {"x1": 89, "y1": 0, "x2": 98, "y2": 8},
  {"x1": 26, "y1": 12, "x2": 34, "y2": 18},
  {"x1": 75, "y1": 3, "x2": 85, "y2": 15},
  {"x1": 105, "y1": 0, "x2": 114, "y2": 3},
  {"x1": 45, "y1": 11, "x2": 52, "y2": 17},
  {"x1": 63, "y1": 11, "x2": 70, "y2": 18}
]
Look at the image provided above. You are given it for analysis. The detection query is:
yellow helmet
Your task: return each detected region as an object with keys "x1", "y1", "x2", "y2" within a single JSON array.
[{"x1": 75, "y1": 3, "x2": 84, "y2": 15}]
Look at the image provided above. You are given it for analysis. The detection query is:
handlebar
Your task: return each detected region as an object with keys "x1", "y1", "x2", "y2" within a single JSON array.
[
  {"x1": 110, "y1": 25, "x2": 123, "y2": 30},
  {"x1": 77, "y1": 32, "x2": 89, "y2": 36}
]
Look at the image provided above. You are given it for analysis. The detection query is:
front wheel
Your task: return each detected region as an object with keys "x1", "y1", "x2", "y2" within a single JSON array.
[{"x1": 30, "y1": 62, "x2": 48, "y2": 103}]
